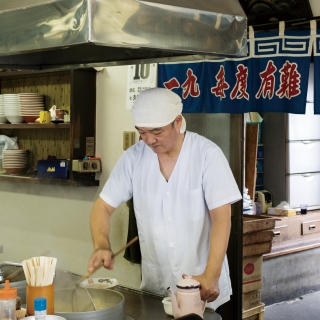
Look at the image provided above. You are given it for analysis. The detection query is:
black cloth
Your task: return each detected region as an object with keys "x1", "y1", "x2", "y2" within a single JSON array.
[{"x1": 123, "y1": 198, "x2": 141, "y2": 264}]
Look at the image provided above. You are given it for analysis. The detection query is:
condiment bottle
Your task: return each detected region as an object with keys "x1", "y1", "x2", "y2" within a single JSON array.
[
  {"x1": 0, "y1": 280, "x2": 17, "y2": 320},
  {"x1": 34, "y1": 297, "x2": 46, "y2": 320}
]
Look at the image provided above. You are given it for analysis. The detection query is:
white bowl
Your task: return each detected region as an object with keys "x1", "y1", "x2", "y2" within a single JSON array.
[
  {"x1": 20, "y1": 107, "x2": 44, "y2": 110},
  {"x1": 0, "y1": 116, "x2": 7, "y2": 123},
  {"x1": 3, "y1": 150, "x2": 27, "y2": 153},
  {"x1": 3, "y1": 149, "x2": 27, "y2": 153},
  {"x1": 5, "y1": 115, "x2": 24, "y2": 123},
  {"x1": 81, "y1": 277, "x2": 119, "y2": 289},
  {"x1": 19, "y1": 93, "x2": 43, "y2": 95},
  {"x1": 5, "y1": 110, "x2": 20, "y2": 113},
  {"x1": 3, "y1": 160, "x2": 27, "y2": 164},
  {"x1": 3, "y1": 154, "x2": 27, "y2": 158},
  {"x1": 2, "y1": 164, "x2": 27, "y2": 168},
  {"x1": 162, "y1": 297, "x2": 173, "y2": 316},
  {"x1": 3, "y1": 157, "x2": 26, "y2": 160}
]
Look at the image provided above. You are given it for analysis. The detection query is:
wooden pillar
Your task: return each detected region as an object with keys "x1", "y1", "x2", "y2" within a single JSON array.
[{"x1": 245, "y1": 124, "x2": 259, "y2": 201}]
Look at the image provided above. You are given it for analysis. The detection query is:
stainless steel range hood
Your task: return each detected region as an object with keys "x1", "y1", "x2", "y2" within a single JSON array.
[{"x1": 0, "y1": 0, "x2": 247, "y2": 68}]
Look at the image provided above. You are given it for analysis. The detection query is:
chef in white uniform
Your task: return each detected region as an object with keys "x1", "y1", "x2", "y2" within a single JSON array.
[{"x1": 87, "y1": 87, "x2": 242, "y2": 311}]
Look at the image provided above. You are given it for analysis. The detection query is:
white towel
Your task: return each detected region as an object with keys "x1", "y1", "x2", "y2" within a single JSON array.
[{"x1": 132, "y1": 88, "x2": 186, "y2": 133}]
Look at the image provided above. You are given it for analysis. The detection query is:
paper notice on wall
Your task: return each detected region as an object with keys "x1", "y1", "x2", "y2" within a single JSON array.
[{"x1": 126, "y1": 63, "x2": 157, "y2": 109}]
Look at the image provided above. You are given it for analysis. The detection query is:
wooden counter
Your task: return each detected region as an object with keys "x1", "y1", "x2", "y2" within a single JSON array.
[{"x1": 263, "y1": 210, "x2": 320, "y2": 259}]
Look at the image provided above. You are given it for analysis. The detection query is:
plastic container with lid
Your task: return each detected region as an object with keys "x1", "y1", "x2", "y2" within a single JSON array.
[
  {"x1": 0, "y1": 280, "x2": 17, "y2": 320},
  {"x1": 34, "y1": 297, "x2": 46, "y2": 320}
]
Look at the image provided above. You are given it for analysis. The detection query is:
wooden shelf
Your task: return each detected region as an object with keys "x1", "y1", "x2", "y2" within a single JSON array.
[
  {"x1": 0, "y1": 173, "x2": 99, "y2": 187},
  {"x1": 262, "y1": 210, "x2": 320, "y2": 259},
  {"x1": 0, "y1": 68, "x2": 97, "y2": 188},
  {"x1": 264, "y1": 238, "x2": 320, "y2": 259},
  {"x1": 0, "y1": 123, "x2": 70, "y2": 129}
]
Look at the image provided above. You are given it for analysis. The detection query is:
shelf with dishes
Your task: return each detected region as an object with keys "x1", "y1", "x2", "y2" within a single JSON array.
[{"x1": 0, "y1": 68, "x2": 98, "y2": 187}]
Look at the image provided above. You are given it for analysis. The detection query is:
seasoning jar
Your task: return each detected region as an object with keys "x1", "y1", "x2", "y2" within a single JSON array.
[
  {"x1": 0, "y1": 280, "x2": 17, "y2": 320},
  {"x1": 34, "y1": 297, "x2": 46, "y2": 320}
]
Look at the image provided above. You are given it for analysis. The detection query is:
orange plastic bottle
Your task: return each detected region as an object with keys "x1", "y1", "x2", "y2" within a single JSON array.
[{"x1": 0, "y1": 280, "x2": 17, "y2": 320}]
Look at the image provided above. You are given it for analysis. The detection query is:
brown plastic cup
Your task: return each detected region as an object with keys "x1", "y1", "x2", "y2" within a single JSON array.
[{"x1": 26, "y1": 284, "x2": 54, "y2": 315}]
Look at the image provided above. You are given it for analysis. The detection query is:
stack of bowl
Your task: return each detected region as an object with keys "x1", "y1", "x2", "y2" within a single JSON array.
[
  {"x1": 3, "y1": 94, "x2": 23, "y2": 124},
  {"x1": 2, "y1": 149, "x2": 27, "y2": 175},
  {"x1": 0, "y1": 95, "x2": 6, "y2": 123},
  {"x1": 19, "y1": 93, "x2": 45, "y2": 123}
]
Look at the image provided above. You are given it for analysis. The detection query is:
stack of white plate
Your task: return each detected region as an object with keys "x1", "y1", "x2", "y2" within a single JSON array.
[
  {"x1": 3, "y1": 94, "x2": 23, "y2": 124},
  {"x1": 19, "y1": 93, "x2": 45, "y2": 123},
  {"x1": 0, "y1": 95, "x2": 7, "y2": 123},
  {"x1": 2, "y1": 149, "x2": 27, "y2": 175}
]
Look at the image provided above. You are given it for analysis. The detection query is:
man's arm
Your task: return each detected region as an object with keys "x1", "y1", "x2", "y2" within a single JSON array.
[
  {"x1": 87, "y1": 197, "x2": 116, "y2": 273},
  {"x1": 190, "y1": 203, "x2": 231, "y2": 302}
]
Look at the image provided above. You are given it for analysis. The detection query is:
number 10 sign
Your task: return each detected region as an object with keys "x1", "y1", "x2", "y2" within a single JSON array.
[{"x1": 126, "y1": 63, "x2": 158, "y2": 109}]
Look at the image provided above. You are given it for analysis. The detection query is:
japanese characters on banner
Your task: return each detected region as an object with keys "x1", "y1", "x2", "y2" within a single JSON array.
[
  {"x1": 126, "y1": 63, "x2": 157, "y2": 109},
  {"x1": 313, "y1": 22, "x2": 320, "y2": 114},
  {"x1": 158, "y1": 23, "x2": 313, "y2": 114}
]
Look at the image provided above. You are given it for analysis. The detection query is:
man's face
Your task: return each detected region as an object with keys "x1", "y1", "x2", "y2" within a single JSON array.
[{"x1": 136, "y1": 117, "x2": 181, "y2": 155}]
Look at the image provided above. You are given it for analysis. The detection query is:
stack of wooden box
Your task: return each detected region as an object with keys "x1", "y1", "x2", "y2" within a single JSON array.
[{"x1": 242, "y1": 215, "x2": 276, "y2": 320}]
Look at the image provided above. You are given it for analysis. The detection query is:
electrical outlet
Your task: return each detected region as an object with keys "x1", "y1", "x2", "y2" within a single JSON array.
[
  {"x1": 72, "y1": 159, "x2": 101, "y2": 172},
  {"x1": 0, "y1": 246, "x2": 3, "y2": 253}
]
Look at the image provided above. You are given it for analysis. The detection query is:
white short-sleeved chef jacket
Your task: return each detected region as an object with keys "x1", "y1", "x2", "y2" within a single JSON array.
[{"x1": 100, "y1": 131, "x2": 242, "y2": 310}]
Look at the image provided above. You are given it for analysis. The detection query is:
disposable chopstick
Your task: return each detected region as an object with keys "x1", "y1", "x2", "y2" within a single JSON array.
[
  {"x1": 28, "y1": 263, "x2": 35, "y2": 287},
  {"x1": 77, "y1": 236, "x2": 139, "y2": 284},
  {"x1": 35, "y1": 266, "x2": 42, "y2": 286},
  {"x1": 21, "y1": 251, "x2": 54, "y2": 287},
  {"x1": 6, "y1": 251, "x2": 50, "y2": 282},
  {"x1": 22, "y1": 261, "x2": 30, "y2": 285}
]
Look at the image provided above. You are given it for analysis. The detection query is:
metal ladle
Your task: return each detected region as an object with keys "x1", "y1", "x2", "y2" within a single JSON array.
[{"x1": 72, "y1": 236, "x2": 139, "y2": 312}]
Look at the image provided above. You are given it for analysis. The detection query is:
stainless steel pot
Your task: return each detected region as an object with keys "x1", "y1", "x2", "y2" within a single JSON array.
[
  {"x1": 54, "y1": 288, "x2": 126, "y2": 320},
  {"x1": 53, "y1": 270, "x2": 125, "y2": 320}
]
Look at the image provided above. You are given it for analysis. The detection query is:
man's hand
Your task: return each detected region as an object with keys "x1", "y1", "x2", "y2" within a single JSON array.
[
  {"x1": 87, "y1": 248, "x2": 115, "y2": 273},
  {"x1": 88, "y1": 198, "x2": 116, "y2": 273},
  {"x1": 182, "y1": 273, "x2": 220, "y2": 303}
]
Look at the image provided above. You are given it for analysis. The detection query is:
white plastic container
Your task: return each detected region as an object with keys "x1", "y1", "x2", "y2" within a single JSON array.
[
  {"x1": 34, "y1": 297, "x2": 46, "y2": 320},
  {"x1": 0, "y1": 280, "x2": 17, "y2": 320},
  {"x1": 162, "y1": 297, "x2": 173, "y2": 316}
]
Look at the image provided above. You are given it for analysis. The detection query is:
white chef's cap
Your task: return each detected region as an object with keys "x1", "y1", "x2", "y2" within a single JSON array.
[{"x1": 132, "y1": 87, "x2": 186, "y2": 133}]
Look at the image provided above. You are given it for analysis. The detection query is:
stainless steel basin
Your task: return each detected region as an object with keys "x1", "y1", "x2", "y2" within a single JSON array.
[{"x1": 54, "y1": 288, "x2": 126, "y2": 320}]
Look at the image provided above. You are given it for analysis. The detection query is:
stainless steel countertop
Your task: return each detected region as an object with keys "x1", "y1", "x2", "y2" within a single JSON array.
[{"x1": 115, "y1": 286, "x2": 221, "y2": 320}]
